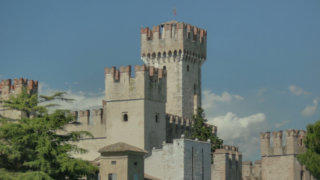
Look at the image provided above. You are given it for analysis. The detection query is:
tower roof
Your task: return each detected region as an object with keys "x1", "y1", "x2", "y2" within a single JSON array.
[{"x1": 98, "y1": 142, "x2": 147, "y2": 154}]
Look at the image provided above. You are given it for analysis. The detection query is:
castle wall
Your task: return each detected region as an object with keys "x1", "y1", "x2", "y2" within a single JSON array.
[
  {"x1": 242, "y1": 161, "x2": 261, "y2": 180},
  {"x1": 257, "y1": 130, "x2": 316, "y2": 180},
  {"x1": 145, "y1": 138, "x2": 211, "y2": 180},
  {"x1": 211, "y1": 145, "x2": 242, "y2": 180},
  {"x1": 0, "y1": 78, "x2": 38, "y2": 120},
  {"x1": 64, "y1": 108, "x2": 106, "y2": 138},
  {"x1": 165, "y1": 114, "x2": 193, "y2": 143}
]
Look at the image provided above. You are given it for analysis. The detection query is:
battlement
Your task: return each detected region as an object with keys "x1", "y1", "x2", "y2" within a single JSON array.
[
  {"x1": 104, "y1": 65, "x2": 166, "y2": 102},
  {"x1": 260, "y1": 129, "x2": 306, "y2": 156},
  {"x1": 72, "y1": 108, "x2": 104, "y2": 125},
  {"x1": 0, "y1": 78, "x2": 38, "y2": 99},
  {"x1": 165, "y1": 114, "x2": 193, "y2": 142},
  {"x1": 141, "y1": 21, "x2": 207, "y2": 64},
  {"x1": 223, "y1": 145, "x2": 239, "y2": 153}
]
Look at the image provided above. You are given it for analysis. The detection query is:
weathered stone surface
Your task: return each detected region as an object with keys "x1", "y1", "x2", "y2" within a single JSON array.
[{"x1": 145, "y1": 138, "x2": 211, "y2": 180}]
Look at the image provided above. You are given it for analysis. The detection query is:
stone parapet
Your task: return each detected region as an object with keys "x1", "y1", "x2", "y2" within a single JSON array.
[
  {"x1": 104, "y1": 65, "x2": 166, "y2": 102},
  {"x1": 0, "y1": 78, "x2": 38, "y2": 99},
  {"x1": 141, "y1": 21, "x2": 207, "y2": 65},
  {"x1": 260, "y1": 129, "x2": 306, "y2": 157}
]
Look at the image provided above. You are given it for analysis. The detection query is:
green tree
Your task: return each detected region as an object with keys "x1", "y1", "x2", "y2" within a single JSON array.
[
  {"x1": 298, "y1": 120, "x2": 320, "y2": 179},
  {"x1": 0, "y1": 89, "x2": 98, "y2": 179},
  {"x1": 190, "y1": 108, "x2": 223, "y2": 153}
]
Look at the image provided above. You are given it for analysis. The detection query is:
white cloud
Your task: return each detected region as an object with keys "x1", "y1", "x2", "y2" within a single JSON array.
[
  {"x1": 207, "y1": 112, "x2": 266, "y2": 159},
  {"x1": 38, "y1": 82, "x2": 104, "y2": 110},
  {"x1": 202, "y1": 90, "x2": 244, "y2": 109},
  {"x1": 301, "y1": 99, "x2": 318, "y2": 117},
  {"x1": 289, "y1": 85, "x2": 310, "y2": 96}
]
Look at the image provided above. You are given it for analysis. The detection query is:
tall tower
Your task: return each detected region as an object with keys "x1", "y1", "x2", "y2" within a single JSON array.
[
  {"x1": 141, "y1": 21, "x2": 207, "y2": 118},
  {"x1": 104, "y1": 65, "x2": 167, "y2": 152}
]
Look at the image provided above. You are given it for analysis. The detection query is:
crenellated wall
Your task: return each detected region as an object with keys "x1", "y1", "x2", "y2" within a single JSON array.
[
  {"x1": 257, "y1": 129, "x2": 316, "y2": 180},
  {"x1": 0, "y1": 78, "x2": 38, "y2": 99},
  {"x1": 141, "y1": 21, "x2": 207, "y2": 60},
  {"x1": 64, "y1": 108, "x2": 106, "y2": 138},
  {"x1": 211, "y1": 145, "x2": 242, "y2": 180},
  {"x1": 260, "y1": 129, "x2": 306, "y2": 157},
  {"x1": 104, "y1": 65, "x2": 166, "y2": 102},
  {"x1": 165, "y1": 114, "x2": 192, "y2": 142},
  {"x1": 0, "y1": 78, "x2": 38, "y2": 119}
]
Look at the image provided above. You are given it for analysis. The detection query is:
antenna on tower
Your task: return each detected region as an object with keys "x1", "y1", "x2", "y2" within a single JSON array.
[{"x1": 173, "y1": 7, "x2": 177, "y2": 20}]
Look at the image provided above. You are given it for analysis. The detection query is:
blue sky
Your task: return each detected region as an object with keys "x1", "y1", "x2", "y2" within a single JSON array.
[{"x1": 1, "y1": 0, "x2": 319, "y2": 160}]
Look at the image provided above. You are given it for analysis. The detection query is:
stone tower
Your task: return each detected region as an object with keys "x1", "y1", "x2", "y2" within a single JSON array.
[
  {"x1": 104, "y1": 65, "x2": 167, "y2": 152},
  {"x1": 141, "y1": 21, "x2": 207, "y2": 118}
]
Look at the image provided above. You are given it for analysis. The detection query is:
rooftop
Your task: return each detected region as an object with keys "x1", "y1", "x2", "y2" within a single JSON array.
[{"x1": 98, "y1": 142, "x2": 147, "y2": 154}]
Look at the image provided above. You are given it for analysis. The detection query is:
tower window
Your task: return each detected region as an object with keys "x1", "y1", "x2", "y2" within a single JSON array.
[
  {"x1": 187, "y1": 65, "x2": 190, "y2": 72},
  {"x1": 122, "y1": 112, "x2": 128, "y2": 122},
  {"x1": 108, "y1": 173, "x2": 117, "y2": 180},
  {"x1": 155, "y1": 113, "x2": 159, "y2": 123}
]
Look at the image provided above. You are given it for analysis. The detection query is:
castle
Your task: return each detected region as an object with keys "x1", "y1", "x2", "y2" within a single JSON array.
[{"x1": 0, "y1": 20, "x2": 317, "y2": 180}]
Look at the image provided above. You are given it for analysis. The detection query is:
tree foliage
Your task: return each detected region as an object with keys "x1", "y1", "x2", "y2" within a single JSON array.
[
  {"x1": 0, "y1": 89, "x2": 98, "y2": 179},
  {"x1": 298, "y1": 120, "x2": 320, "y2": 179},
  {"x1": 190, "y1": 108, "x2": 223, "y2": 153}
]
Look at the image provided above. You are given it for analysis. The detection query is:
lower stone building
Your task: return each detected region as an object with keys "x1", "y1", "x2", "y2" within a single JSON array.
[
  {"x1": 144, "y1": 136, "x2": 211, "y2": 180},
  {"x1": 94, "y1": 142, "x2": 147, "y2": 180}
]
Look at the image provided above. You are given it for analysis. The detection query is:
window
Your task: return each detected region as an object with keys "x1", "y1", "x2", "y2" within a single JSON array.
[
  {"x1": 163, "y1": 66, "x2": 166, "y2": 70},
  {"x1": 134, "y1": 162, "x2": 138, "y2": 166},
  {"x1": 187, "y1": 65, "x2": 190, "y2": 72},
  {"x1": 75, "y1": 113, "x2": 79, "y2": 122},
  {"x1": 111, "y1": 161, "x2": 116, "y2": 165},
  {"x1": 122, "y1": 112, "x2": 128, "y2": 122},
  {"x1": 87, "y1": 111, "x2": 93, "y2": 125},
  {"x1": 155, "y1": 113, "x2": 159, "y2": 123},
  {"x1": 108, "y1": 173, "x2": 117, "y2": 180}
]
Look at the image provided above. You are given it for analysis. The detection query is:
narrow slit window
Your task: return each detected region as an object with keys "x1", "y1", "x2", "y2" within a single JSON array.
[{"x1": 123, "y1": 112, "x2": 128, "y2": 122}]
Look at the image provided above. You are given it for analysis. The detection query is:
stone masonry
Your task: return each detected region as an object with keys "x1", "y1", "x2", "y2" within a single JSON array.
[
  {"x1": 0, "y1": 78, "x2": 38, "y2": 119},
  {"x1": 211, "y1": 145, "x2": 242, "y2": 180},
  {"x1": 144, "y1": 137, "x2": 211, "y2": 180},
  {"x1": 242, "y1": 129, "x2": 316, "y2": 180},
  {"x1": 141, "y1": 20, "x2": 207, "y2": 119}
]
